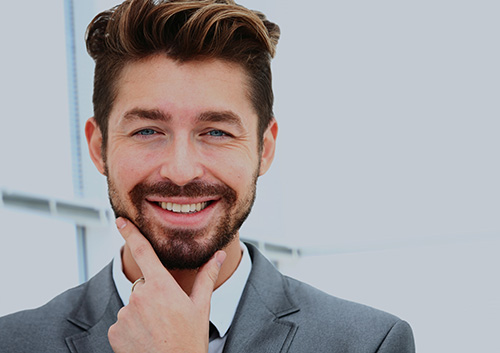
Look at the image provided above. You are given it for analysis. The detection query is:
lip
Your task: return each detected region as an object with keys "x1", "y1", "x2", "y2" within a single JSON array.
[
  {"x1": 146, "y1": 196, "x2": 219, "y2": 204},
  {"x1": 145, "y1": 198, "x2": 221, "y2": 228}
]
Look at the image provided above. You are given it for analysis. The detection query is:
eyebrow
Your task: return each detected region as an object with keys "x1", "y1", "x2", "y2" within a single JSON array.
[
  {"x1": 197, "y1": 111, "x2": 245, "y2": 131},
  {"x1": 122, "y1": 108, "x2": 172, "y2": 122},
  {"x1": 121, "y1": 108, "x2": 245, "y2": 131}
]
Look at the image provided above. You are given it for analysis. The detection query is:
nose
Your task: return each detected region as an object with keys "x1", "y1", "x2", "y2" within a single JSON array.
[{"x1": 159, "y1": 135, "x2": 204, "y2": 186}]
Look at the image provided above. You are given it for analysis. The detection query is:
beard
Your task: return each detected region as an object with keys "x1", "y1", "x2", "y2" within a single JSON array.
[{"x1": 107, "y1": 174, "x2": 257, "y2": 270}]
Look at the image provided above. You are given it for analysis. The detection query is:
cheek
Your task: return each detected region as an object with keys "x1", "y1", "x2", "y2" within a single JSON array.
[
  {"x1": 212, "y1": 156, "x2": 257, "y2": 191},
  {"x1": 108, "y1": 150, "x2": 156, "y2": 187}
]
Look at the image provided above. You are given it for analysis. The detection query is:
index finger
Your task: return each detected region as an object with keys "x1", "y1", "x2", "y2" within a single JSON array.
[{"x1": 116, "y1": 217, "x2": 166, "y2": 279}]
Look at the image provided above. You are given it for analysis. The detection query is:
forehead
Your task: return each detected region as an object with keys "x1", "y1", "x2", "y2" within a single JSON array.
[{"x1": 110, "y1": 55, "x2": 256, "y2": 125}]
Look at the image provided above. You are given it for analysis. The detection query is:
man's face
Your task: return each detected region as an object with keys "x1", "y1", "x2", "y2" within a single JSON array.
[{"x1": 87, "y1": 55, "x2": 276, "y2": 270}]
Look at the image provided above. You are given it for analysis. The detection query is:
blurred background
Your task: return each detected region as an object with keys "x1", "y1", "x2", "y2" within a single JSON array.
[{"x1": 1, "y1": 0, "x2": 499, "y2": 351}]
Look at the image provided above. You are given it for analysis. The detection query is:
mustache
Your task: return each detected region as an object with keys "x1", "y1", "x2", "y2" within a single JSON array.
[{"x1": 129, "y1": 180, "x2": 237, "y2": 203}]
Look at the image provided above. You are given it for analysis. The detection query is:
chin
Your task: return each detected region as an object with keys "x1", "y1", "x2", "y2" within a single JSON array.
[{"x1": 145, "y1": 226, "x2": 235, "y2": 270}]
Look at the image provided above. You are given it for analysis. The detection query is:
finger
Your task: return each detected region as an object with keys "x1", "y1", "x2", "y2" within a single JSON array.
[
  {"x1": 131, "y1": 277, "x2": 146, "y2": 293},
  {"x1": 116, "y1": 217, "x2": 165, "y2": 279},
  {"x1": 190, "y1": 251, "x2": 226, "y2": 309}
]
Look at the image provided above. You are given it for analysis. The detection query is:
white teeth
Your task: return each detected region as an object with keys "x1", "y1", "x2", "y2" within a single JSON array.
[{"x1": 159, "y1": 201, "x2": 209, "y2": 213}]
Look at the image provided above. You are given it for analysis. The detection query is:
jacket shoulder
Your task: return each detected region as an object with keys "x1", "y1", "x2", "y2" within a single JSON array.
[
  {"x1": 285, "y1": 274, "x2": 398, "y2": 322},
  {"x1": 0, "y1": 263, "x2": 116, "y2": 353},
  {"x1": 0, "y1": 283, "x2": 86, "y2": 352},
  {"x1": 244, "y1": 243, "x2": 414, "y2": 352},
  {"x1": 283, "y1": 275, "x2": 415, "y2": 352}
]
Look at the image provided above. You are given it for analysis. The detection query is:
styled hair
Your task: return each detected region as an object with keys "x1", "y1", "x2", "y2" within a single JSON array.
[{"x1": 86, "y1": 0, "x2": 280, "y2": 154}]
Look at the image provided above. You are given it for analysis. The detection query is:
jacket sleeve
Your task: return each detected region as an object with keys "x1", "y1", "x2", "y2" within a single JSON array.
[{"x1": 376, "y1": 320, "x2": 416, "y2": 353}]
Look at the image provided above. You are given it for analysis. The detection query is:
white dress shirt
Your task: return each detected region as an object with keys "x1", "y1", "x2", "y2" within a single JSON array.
[{"x1": 112, "y1": 242, "x2": 252, "y2": 353}]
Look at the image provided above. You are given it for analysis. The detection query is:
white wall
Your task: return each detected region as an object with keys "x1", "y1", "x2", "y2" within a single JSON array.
[
  {"x1": 249, "y1": 2, "x2": 500, "y2": 351},
  {"x1": 242, "y1": 0, "x2": 500, "y2": 250},
  {"x1": 280, "y1": 239, "x2": 500, "y2": 352},
  {"x1": 0, "y1": 0, "x2": 78, "y2": 316},
  {"x1": 243, "y1": 2, "x2": 500, "y2": 351}
]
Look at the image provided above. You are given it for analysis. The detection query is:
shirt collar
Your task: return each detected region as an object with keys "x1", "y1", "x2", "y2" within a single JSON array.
[
  {"x1": 209, "y1": 242, "x2": 251, "y2": 337},
  {"x1": 112, "y1": 242, "x2": 251, "y2": 338}
]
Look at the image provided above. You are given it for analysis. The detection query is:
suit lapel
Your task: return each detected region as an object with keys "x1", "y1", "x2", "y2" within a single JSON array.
[
  {"x1": 62, "y1": 246, "x2": 300, "y2": 353},
  {"x1": 64, "y1": 262, "x2": 123, "y2": 353},
  {"x1": 223, "y1": 244, "x2": 300, "y2": 353}
]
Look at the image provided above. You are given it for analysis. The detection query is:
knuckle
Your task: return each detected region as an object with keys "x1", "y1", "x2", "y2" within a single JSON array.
[
  {"x1": 108, "y1": 323, "x2": 119, "y2": 341},
  {"x1": 206, "y1": 264, "x2": 220, "y2": 284},
  {"x1": 132, "y1": 243, "x2": 149, "y2": 258},
  {"x1": 129, "y1": 294, "x2": 149, "y2": 313},
  {"x1": 128, "y1": 288, "x2": 151, "y2": 310},
  {"x1": 116, "y1": 306, "x2": 128, "y2": 320},
  {"x1": 149, "y1": 278, "x2": 164, "y2": 291},
  {"x1": 128, "y1": 292, "x2": 142, "y2": 307}
]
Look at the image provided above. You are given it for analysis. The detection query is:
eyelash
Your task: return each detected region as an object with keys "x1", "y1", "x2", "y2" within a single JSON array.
[
  {"x1": 131, "y1": 128, "x2": 233, "y2": 139},
  {"x1": 133, "y1": 128, "x2": 158, "y2": 138},
  {"x1": 206, "y1": 129, "x2": 230, "y2": 138}
]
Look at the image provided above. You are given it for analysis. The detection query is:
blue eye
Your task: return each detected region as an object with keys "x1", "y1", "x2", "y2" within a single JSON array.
[
  {"x1": 137, "y1": 129, "x2": 156, "y2": 136},
  {"x1": 207, "y1": 130, "x2": 227, "y2": 137}
]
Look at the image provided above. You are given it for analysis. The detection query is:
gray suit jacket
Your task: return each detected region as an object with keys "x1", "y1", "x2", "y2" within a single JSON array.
[{"x1": 0, "y1": 244, "x2": 415, "y2": 352}]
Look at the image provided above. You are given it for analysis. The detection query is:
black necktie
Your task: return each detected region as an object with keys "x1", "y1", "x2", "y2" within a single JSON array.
[{"x1": 209, "y1": 322, "x2": 219, "y2": 342}]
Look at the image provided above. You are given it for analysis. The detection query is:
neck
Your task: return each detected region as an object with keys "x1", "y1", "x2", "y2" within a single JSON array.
[{"x1": 121, "y1": 237, "x2": 243, "y2": 295}]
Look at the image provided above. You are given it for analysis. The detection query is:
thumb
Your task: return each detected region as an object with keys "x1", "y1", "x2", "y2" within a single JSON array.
[{"x1": 190, "y1": 251, "x2": 226, "y2": 309}]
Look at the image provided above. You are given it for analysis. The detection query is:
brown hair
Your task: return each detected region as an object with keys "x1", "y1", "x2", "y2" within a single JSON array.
[{"x1": 86, "y1": 0, "x2": 280, "y2": 154}]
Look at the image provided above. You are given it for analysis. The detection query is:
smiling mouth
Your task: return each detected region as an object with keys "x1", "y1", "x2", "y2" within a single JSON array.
[{"x1": 156, "y1": 201, "x2": 213, "y2": 214}]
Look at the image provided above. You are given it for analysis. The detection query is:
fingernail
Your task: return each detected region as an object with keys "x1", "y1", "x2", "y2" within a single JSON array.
[
  {"x1": 115, "y1": 217, "x2": 127, "y2": 230},
  {"x1": 215, "y1": 251, "x2": 227, "y2": 268}
]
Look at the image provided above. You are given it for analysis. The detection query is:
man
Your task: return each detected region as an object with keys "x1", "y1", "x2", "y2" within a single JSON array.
[{"x1": 0, "y1": 0, "x2": 415, "y2": 352}]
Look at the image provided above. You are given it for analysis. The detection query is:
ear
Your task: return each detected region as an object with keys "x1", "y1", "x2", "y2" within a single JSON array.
[
  {"x1": 259, "y1": 118, "x2": 278, "y2": 176},
  {"x1": 85, "y1": 117, "x2": 106, "y2": 175}
]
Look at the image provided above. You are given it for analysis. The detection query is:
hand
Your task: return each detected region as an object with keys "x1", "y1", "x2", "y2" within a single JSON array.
[{"x1": 108, "y1": 217, "x2": 226, "y2": 353}]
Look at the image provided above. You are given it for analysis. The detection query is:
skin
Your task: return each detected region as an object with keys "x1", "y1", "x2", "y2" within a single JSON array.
[{"x1": 85, "y1": 54, "x2": 278, "y2": 352}]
